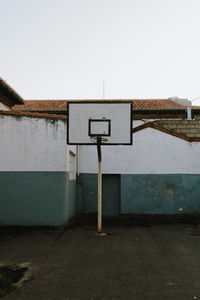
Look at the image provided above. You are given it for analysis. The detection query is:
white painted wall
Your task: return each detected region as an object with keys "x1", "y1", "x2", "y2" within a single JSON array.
[
  {"x1": 0, "y1": 102, "x2": 10, "y2": 111},
  {"x1": 79, "y1": 127, "x2": 200, "y2": 174},
  {"x1": 66, "y1": 145, "x2": 77, "y2": 177},
  {"x1": 2, "y1": 115, "x2": 200, "y2": 175},
  {"x1": 0, "y1": 115, "x2": 68, "y2": 171},
  {"x1": 133, "y1": 120, "x2": 154, "y2": 128}
]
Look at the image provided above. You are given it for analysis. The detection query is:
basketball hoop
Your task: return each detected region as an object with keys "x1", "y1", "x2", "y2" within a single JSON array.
[{"x1": 67, "y1": 101, "x2": 133, "y2": 234}]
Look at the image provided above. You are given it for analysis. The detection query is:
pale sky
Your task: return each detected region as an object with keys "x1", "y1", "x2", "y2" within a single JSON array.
[{"x1": 1, "y1": 0, "x2": 200, "y2": 102}]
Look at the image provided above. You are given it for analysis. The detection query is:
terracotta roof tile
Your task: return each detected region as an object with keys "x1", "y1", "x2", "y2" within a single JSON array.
[
  {"x1": 12, "y1": 99, "x2": 185, "y2": 112},
  {"x1": 133, "y1": 99, "x2": 184, "y2": 109},
  {"x1": 13, "y1": 100, "x2": 66, "y2": 111}
]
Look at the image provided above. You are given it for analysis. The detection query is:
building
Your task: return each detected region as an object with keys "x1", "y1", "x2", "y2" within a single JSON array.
[
  {"x1": 0, "y1": 77, "x2": 24, "y2": 110},
  {"x1": 1, "y1": 83, "x2": 200, "y2": 225}
]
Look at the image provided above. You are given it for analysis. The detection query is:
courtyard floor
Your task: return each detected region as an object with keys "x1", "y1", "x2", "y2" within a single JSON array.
[{"x1": 1, "y1": 218, "x2": 200, "y2": 299}]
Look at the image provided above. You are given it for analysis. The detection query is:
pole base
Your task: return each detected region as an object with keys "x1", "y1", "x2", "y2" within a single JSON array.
[{"x1": 94, "y1": 232, "x2": 107, "y2": 237}]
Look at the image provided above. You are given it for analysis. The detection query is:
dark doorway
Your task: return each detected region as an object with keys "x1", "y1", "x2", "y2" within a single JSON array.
[{"x1": 102, "y1": 174, "x2": 120, "y2": 216}]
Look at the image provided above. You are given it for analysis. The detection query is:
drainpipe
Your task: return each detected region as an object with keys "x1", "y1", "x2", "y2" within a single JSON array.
[
  {"x1": 187, "y1": 106, "x2": 192, "y2": 120},
  {"x1": 76, "y1": 145, "x2": 79, "y2": 177},
  {"x1": 76, "y1": 145, "x2": 80, "y2": 214}
]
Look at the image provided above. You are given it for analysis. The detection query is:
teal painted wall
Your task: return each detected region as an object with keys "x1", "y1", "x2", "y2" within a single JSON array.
[
  {"x1": 2, "y1": 171, "x2": 200, "y2": 225},
  {"x1": 77, "y1": 174, "x2": 98, "y2": 214},
  {"x1": 0, "y1": 172, "x2": 76, "y2": 226},
  {"x1": 65, "y1": 173, "x2": 77, "y2": 222},
  {"x1": 102, "y1": 174, "x2": 120, "y2": 216},
  {"x1": 121, "y1": 174, "x2": 200, "y2": 214},
  {"x1": 78, "y1": 173, "x2": 200, "y2": 215}
]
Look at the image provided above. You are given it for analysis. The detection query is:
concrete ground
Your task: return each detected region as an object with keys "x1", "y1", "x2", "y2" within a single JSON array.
[{"x1": 1, "y1": 219, "x2": 200, "y2": 299}]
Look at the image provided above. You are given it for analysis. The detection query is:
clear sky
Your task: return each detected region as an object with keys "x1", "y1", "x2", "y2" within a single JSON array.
[{"x1": 1, "y1": 0, "x2": 200, "y2": 102}]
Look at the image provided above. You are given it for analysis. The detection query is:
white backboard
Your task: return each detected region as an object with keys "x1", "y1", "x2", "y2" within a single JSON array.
[{"x1": 67, "y1": 101, "x2": 132, "y2": 145}]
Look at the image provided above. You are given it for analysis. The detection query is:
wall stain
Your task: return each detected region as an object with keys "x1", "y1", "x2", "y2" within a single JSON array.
[
  {"x1": 152, "y1": 195, "x2": 161, "y2": 208},
  {"x1": 152, "y1": 195, "x2": 158, "y2": 203},
  {"x1": 147, "y1": 181, "x2": 154, "y2": 191},
  {"x1": 165, "y1": 184, "x2": 175, "y2": 197},
  {"x1": 15, "y1": 116, "x2": 22, "y2": 121}
]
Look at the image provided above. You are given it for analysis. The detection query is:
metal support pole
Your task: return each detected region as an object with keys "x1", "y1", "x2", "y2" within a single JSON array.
[{"x1": 97, "y1": 137, "x2": 102, "y2": 233}]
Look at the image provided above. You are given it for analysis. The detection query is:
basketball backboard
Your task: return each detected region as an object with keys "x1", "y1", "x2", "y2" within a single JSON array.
[{"x1": 67, "y1": 101, "x2": 132, "y2": 145}]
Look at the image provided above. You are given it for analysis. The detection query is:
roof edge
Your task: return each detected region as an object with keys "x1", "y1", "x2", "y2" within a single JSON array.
[
  {"x1": 0, "y1": 77, "x2": 24, "y2": 105},
  {"x1": 0, "y1": 110, "x2": 66, "y2": 120}
]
